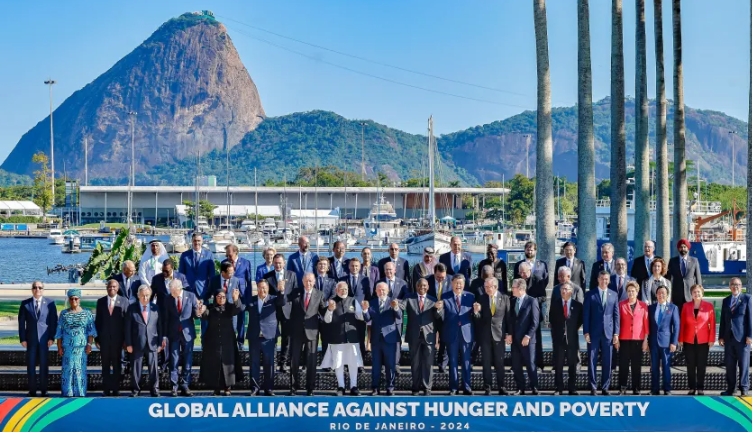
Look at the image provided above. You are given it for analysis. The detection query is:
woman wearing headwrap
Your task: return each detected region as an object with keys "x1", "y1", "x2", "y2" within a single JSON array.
[
  {"x1": 198, "y1": 288, "x2": 245, "y2": 395},
  {"x1": 139, "y1": 240, "x2": 169, "y2": 287},
  {"x1": 55, "y1": 288, "x2": 97, "y2": 397}
]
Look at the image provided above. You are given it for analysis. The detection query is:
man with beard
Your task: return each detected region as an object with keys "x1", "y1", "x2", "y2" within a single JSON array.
[
  {"x1": 476, "y1": 243, "x2": 508, "y2": 295},
  {"x1": 514, "y1": 243, "x2": 548, "y2": 370},
  {"x1": 322, "y1": 282, "x2": 366, "y2": 396},
  {"x1": 667, "y1": 239, "x2": 702, "y2": 311},
  {"x1": 411, "y1": 247, "x2": 437, "y2": 288}
]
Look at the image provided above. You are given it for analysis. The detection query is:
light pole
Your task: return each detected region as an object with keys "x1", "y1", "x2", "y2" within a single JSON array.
[
  {"x1": 127, "y1": 111, "x2": 137, "y2": 230},
  {"x1": 729, "y1": 131, "x2": 737, "y2": 187},
  {"x1": 523, "y1": 134, "x2": 532, "y2": 178},
  {"x1": 360, "y1": 122, "x2": 366, "y2": 181},
  {"x1": 44, "y1": 79, "x2": 56, "y2": 205}
]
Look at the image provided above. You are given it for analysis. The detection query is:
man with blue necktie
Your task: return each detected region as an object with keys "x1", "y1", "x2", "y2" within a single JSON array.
[
  {"x1": 164, "y1": 279, "x2": 200, "y2": 397},
  {"x1": 647, "y1": 285, "x2": 680, "y2": 395},
  {"x1": 378, "y1": 243, "x2": 411, "y2": 286},
  {"x1": 328, "y1": 241, "x2": 349, "y2": 280},
  {"x1": 439, "y1": 275, "x2": 476, "y2": 395},
  {"x1": 288, "y1": 236, "x2": 320, "y2": 283},
  {"x1": 439, "y1": 236, "x2": 473, "y2": 281},
  {"x1": 264, "y1": 254, "x2": 299, "y2": 373},
  {"x1": 112, "y1": 261, "x2": 144, "y2": 304},
  {"x1": 179, "y1": 233, "x2": 215, "y2": 342},
  {"x1": 583, "y1": 271, "x2": 620, "y2": 395},
  {"x1": 18, "y1": 281, "x2": 58, "y2": 397},
  {"x1": 720, "y1": 278, "x2": 752, "y2": 396},
  {"x1": 246, "y1": 280, "x2": 285, "y2": 396}
]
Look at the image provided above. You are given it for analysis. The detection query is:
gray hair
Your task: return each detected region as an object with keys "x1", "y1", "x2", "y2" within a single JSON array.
[
  {"x1": 484, "y1": 277, "x2": 499, "y2": 289},
  {"x1": 512, "y1": 278, "x2": 527, "y2": 291},
  {"x1": 482, "y1": 265, "x2": 494, "y2": 276},
  {"x1": 560, "y1": 282, "x2": 573, "y2": 292},
  {"x1": 335, "y1": 281, "x2": 349, "y2": 294},
  {"x1": 644, "y1": 240, "x2": 655, "y2": 249},
  {"x1": 123, "y1": 260, "x2": 135, "y2": 270},
  {"x1": 137, "y1": 285, "x2": 152, "y2": 296},
  {"x1": 615, "y1": 257, "x2": 628, "y2": 266},
  {"x1": 375, "y1": 281, "x2": 388, "y2": 292},
  {"x1": 31, "y1": 280, "x2": 44, "y2": 289},
  {"x1": 169, "y1": 279, "x2": 184, "y2": 291},
  {"x1": 557, "y1": 266, "x2": 572, "y2": 276},
  {"x1": 518, "y1": 262, "x2": 532, "y2": 273},
  {"x1": 601, "y1": 243, "x2": 614, "y2": 253}
]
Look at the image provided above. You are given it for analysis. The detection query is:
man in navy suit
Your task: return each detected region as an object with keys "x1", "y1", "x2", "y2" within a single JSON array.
[
  {"x1": 224, "y1": 244, "x2": 252, "y2": 346},
  {"x1": 647, "y1": 285, "x2": 680, "y2": 395},
  {"x1": 18, "y1": 281, "x2": 57, "y2": 397},
  {"x1": 264, "y1": 254, "x2": 299, "y2": 372},
  {"x1": 439, "y1": 236, "x2": 473, "y2": 281},
  {"x1": 426, "y1": 263, "x2": 452, "y2": 372},
  {"x1": 288, "y1": 236, "x2": 320, "y2": 283},
  {"x1": 246, "y1": 280, "x2": 285, "y2": 396},
  {"x1": 287, "y1": 273, "x2": 327, "y2": 396},
  {"x1": 630, "y1": 240, "x2": 657, "y2": 288},
  {"x1": 609, "y1": 258, "x2": 635, "y2": 302},
  {"x1": 363, "y1": 282, "x2": 402, "y2": 396},
  {"x1": 111, "y1": 260, "x2": 144, "y2": 304},
  {"x1": 720, "y1": 278, "x2": 752, "y2": 396},
  {"x1": 438, "y1": 275, "x2": 476, "y2": 395},
  {"x1": 125, "y1": 286, "x2": 165, "y2": 397},
  {"x1": 315, "y1": 260, "x2": 337, "y2": 300},
  {"x1": 179, "y1": 233, "x2": 215, "y2": 305},
  {"x1": 516, "y1": 259, "x2": 548, "y2": 370},
  {"x1": 346, "y1": 258, "x2": 371, "y2": 363},
  {"x1": 378, "y1": 243, "x2": 411, "y2": 286},
  {"x1": 150, "y1": 259, "x2": 189, "y2": 310},
  {"x1": 554, "y1": 241, "x2": 586, "y2": 292},
  {"x1": 588, "y1": 243, "x2": 616, "y2": 291},
  {"x1": 95, "y1": 279, "x2": 128, "y2": 396},
  {"x1": 164, "y1": 279, "x2": 200, "y2": 397},
  {"x1": 256, "y1": 247, "x2": 276, "y2": 283},
  {"x1": 583, "y1": 271, "x2": 620, "y2": 395},
  {"x1": 378, "y1": 261, "x2": 409, "y2": 300},
  {"x1": 509, "y1": 278, "x2": 539, "y2": 395},
  {"x1": 328, "y1": 241, "x2": 350, "y2": 280}
]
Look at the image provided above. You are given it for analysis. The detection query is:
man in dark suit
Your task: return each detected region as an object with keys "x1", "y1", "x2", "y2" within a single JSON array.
[
  {"x1": 630, "y1": 240, "x2": 657, "y2": 288},
  {"x1": 515, "y1": 258, "x2": 548, "y2": 370},
  {"x1": 476, "y1": 243, "x2": 508, "y2": 295},
  {"x1": 125, "y1": 286, "x2": 165, "y2": 397},
  {"x1": 178, "y1": 232, "x2": 215, "y2": 303},
  {"x1": 328, "y1": 241, "x2": 350, "y2": 280},
  {"x1": 473, "y1": 277, "x2": 512, "y2": 395},
  {"x1": 398, "y1": 278, "x2": 443, "y2": 395},
  {"x1": 315, "y1": 259, "x2": 337, "y2": 300},
  {"x1": 287, "y1": 273, "x2": 326, "y2": 395},
  {"x1": 95, "y1": 279, "x2": 128, "y2": 396},
  {"x1": 18, "y1": 281, "x2": 57, "y2": 397},
  {"x1": 346, "y1": 258, "x2": 371, "y2": 362},
  {"x1": 426, "y1": 263, "x2": 452, "y2": 372},
  {"x1": 224, "y1": 244, "x2": 253, "y2": 345},
  {"x1": 363, "y1": 282, "x2": 402, "y2": 395},
  {"x1": 439, "y1": 236, "x2": 473, "y2": 281},
  {"x1": 609, "y1": 258, "x2": 635, "y2": 302},
  {"x1": 549, "y1": 282, "x2": 583, "y2": 395},
  {"x1": 647, "y1": 285, "x2": 680, "y2": 395},
  {"x1": 719, "y1": 278, "x2": 752, "y2": 396},
  {"x1": 287, "y1": 236, "x2": 320, "y2": 284},
  {"x1": 509, "y1": 278, "x2": 539, "y2": 395},
  {"x1": 550, "y1": 266, "x2": 584, "y2": 305},
  {"x1": 583, "y1": 271, "x2": 620, "y2": 395},
  {"x1": 666, "y1": 239, "x2": 703, "y2": 312},
  {"x1": 111, "y1": 260, "x2": 144, "y2": 304},
  {"x1": 378, "y1": 243, "x2": 411, "y2": 286},
  {"x1": 588, "y1": 243, "x2": 616, "y2": 291},
  {"x1": 411, "y1": 247, "x2": 436, "y2": 290},
  {"x1": 469, "y1": 265, "x2": 501, "y2": 299},
  {"x1": 150, "y1": 259, "x2": 189, "y2": 309},
  {"x1": 246, "y1": 279, "x2": 284, "y2": 396},
  {"x1": 440, "y1": 275, "x2": 476, "y2": 395},
  {"x1": 264, "y1": 254, "x2": 299, "y2": 373},
  {"x1": 164, "y1": 279, "x2": 200, "y2": 397},
  {"x1": 554, "y1": 241, "x2": 586, "y2": 292},
  {"x1": 378, "y1": 261, "x2": 409, "y2": 300}
]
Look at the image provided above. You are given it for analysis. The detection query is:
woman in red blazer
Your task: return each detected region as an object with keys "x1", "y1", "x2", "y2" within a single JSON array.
[
  {"x1": 618, "y1": 281, "x2": 649, "y2": 395},
  {"x1": 679, "y1": 284, "x2": 716, "y2": 395}
]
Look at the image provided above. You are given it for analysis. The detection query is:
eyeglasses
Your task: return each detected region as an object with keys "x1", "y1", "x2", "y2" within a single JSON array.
[
  {"x1": 69, "y1": 297, "x2": 80, "y2": 301},
  {"x1": 32, "y1": 287, "x2": 43, "y2": 290}
]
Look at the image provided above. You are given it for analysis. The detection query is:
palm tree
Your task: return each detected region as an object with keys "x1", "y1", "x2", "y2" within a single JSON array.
[
  {"x1": 634, "y1": 0, "x2": 650, "y2": 250},
  {"x1": 577, "y1": 0, "x2": 596, "y2": 279},
  {"x1": 533, "y1": 0, "x2": 555, "y2": 287},
  {"x1": 672, "y1": 0, "x2": 687, "y2": 251},
  {"x1": 747, "y1": 0, "x2": 752, "y2": 282},
  {"x1": 655, "y1": 0, "x2": 670, "y2": 259},
  {"x1": 610, "y1": 0, "x2": 628, "y2": 259}
]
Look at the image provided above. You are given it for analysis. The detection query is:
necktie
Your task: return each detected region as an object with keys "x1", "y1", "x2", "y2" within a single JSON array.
[
  {"x1": 438, "y1": 282, "x2": 443, "y2": 298},
  {"x1": 681, "y1": 258, "x2": 687, "y2": 277},
  {"x1": 194, "y1": 251, "x2": 200, "y2": 266},
  {"x1": 108, "y1": 298, "x2": 113, "y2": 315},
  {"x1": 601, "y1": 290, "x2": 607, "y2": 308},
  {"x1": 658, "y1": 305, "x2": 664, "y2": 325},
  {"x1": 389, "y1": 280, "x2": 393, "y2": 294},
  {"x1": 515, "y1": 298, "x2": 521, "y2": 314},
  {"x1": 732, "y1": 296, "x2": 738, "y2": 312},
  {"x1": 351, "y1": 276, "x2": 356, "y2": 291},
  {"x1": 567, "y1": 259, "x2": 571, "y2": 269},
  {"x1": 304, "y1": 291, "x2": 310, "y2": 309},
  {"x1": 618, "y1": 276, "x2": 623, "y2": 293},
  {"x1": 125, "y1": 278, "x2": 130, "y2": 296},
  {"x1": 318, "y1": 276, "x2": 323, "y2": 291},
  {"x1": 223, "y1": 279, "x2": 228, "y2": 292},
  {"x1": 491, "y1": 296, "x2": 496, "y2": 315},
  {"x1": 142, "y1": 305, "x2": 148, "y2": 323},
  {"x1": 419, "y1": 296, "x2": 424, "y2": 312},
  {"x1": 380, "y1": 299, "x2": 385, "y2": 312},
  {"x1": 35, "y1": 300, "x2": 40, "y2": 317},
  {"x1": 178, "y1": 297, "x2": 182, "y2": 313},
  {"x1": 454, "y1": 255, "x2": 460, "y2": 273},
  {"x1": 455, "y1": 295, "x2": 461, "y2": 310},
  {"x1": 563, "y1": 301, "x2": 568, "y2": 318},
  {"x1": 605, "y1": 262, "x2": 610, "y2": 273}
]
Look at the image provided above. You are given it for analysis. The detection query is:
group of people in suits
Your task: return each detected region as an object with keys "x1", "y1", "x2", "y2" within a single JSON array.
[{"x1": 18, "y1": 233, "x2": 752, "y2": 397}]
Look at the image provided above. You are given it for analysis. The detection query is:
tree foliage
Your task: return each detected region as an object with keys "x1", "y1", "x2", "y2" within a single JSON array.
[
  {"x1": 80, "y1": 229, "x2": 145, "y2": 285},
  {"x1": 31, "y1": 152, "x2": 53, "y2": 215}
]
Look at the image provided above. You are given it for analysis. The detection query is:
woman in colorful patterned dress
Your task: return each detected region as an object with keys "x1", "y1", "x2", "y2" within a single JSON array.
[{"x1": 55, "y1": 289, "x2": 97, "y2": 397}]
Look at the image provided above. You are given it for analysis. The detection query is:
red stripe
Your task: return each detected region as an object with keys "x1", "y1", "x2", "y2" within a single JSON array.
[{"x1": 0, "y1": 399, "x2": 24, "y2": 424}]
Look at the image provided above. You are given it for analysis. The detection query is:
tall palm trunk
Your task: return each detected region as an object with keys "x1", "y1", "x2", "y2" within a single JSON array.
[
  {"x1": 533, "y1": 0, "x2": 555, "y2": 288},
  {"x1": 577, "y1": 0, "x2": 596, "y2": 280},
  {"x1": 747, "y1": 0, "x2": 752, "y2": 282},
  {"x1": 672, "y1": 0, "x2": 687, "y2": 251},
  {"x1": 610, "y1": 0, "x2": 628, "y2": 259},
  {"x1": 655, "y1": 0, "x2": 670, "y2": 259},
  {"x1": 634, "y1": 0, "x2": 650, "y2": 250}
]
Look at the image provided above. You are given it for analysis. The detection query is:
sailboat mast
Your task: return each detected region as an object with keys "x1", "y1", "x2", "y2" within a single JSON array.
[
  {"x1": 428, "y1": 116, "x2": 436, "y2": 230},
  {"x1": 254, "y1": 168, "x2": 258, "y2": 228},
  {"x1": 226, "y1": 127, "x2": 230, "y2": 229}
]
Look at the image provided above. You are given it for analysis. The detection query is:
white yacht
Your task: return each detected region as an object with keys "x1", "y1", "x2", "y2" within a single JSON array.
[
  {"x1": 48, "y1": 229, "x2": 64, "y2": 245},
  {"x1": 208, "y1": 230, "x2": 236, "y2": 253}
]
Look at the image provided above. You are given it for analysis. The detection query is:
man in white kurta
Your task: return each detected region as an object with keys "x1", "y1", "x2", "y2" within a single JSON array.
[
  {"x1": 322, "y1": 282, "x2": 365, "y2": 395},
  {"x1": 139, "y1": 240, "x2": 169, "y2": 288}
]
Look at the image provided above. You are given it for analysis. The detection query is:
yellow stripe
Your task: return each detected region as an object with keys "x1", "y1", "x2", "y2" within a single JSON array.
[
  {"x1": 14, "y1": 399, "x2": 51, "y2": 432},
  {"x1": 739, "y1": 397, "x2": 752, "y2": 412},
  {"x1": 2, "y1": 399, "x2": 44, "y2": 432}
]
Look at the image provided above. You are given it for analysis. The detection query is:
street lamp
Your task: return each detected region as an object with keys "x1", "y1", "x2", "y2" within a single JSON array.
[
  {"x1": 127, "y1": 111, "x2": 137, "y2": 230},
  {"x1": 523, "y1": 134, "x2": 532, "y2": 178},
  {"x1": 44, "y1": 79, "x2": 56, "y2": 205},
  {"x1": 360, "y1": 122, "x2": 366, "y2": 181},
  {"x1": 728, "y1": 131, "x2": 737, "y2": 187}
]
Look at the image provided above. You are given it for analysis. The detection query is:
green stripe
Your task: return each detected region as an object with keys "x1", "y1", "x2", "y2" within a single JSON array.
[
  {"x1": 726, "y1": 399, "x2": 752, "y2": 425},
  {"x1": 28, "y1": 399, "x2": 91, "y2": 432},
  {"x1": 696, "y1": 397, "x2": 752, "y2": 432},
  {"x1": 19, "y1": 399, "x2": 65, "y2": 432}
]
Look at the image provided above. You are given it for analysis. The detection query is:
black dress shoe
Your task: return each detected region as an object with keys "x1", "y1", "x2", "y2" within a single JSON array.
[
  {"x1": 279, "y1": 365, "x2": 287, "y2": 373},
  {"x1": 351, "y1": 387, "x2": 360, "y2": 396},
  {"x1": 437, "y1": 368, "x2": 445, "y2": 374},
  {"x1": 590, "y1": 390, "x2": 597, "y2": 396},
  {"x1": 26, "y1": 391, "x2": 36, "y2": 397},
  {"x1": 289, "y1": 389, "x2": 297, "y2": 396},
  {"x1": 103, "y1": 390, "x2": 111, "y2": 397},
  {"x1": 265, "y1": 390, "x2": 275, "y2": 396},
  {"x1": 664, "y1": 391, "x2": 672, "y2": 396},
  {"x1": 553, "y1": 391, "x2": 563, "y2": 396},
  {"x1": 484, "y1": 389, "x2": 492, "y2": 396},
  {"x1": 499, "y1": 389, "x2": 509, "y2": 396},
  {"x1": 448, "y1": 390, "x2": 457, "y2": 396},
  {"x1": 531, "y1": 389, "x2": 539, "y2": 396},
  {"x1": 112, "y1": 391, "x2": 120, "y2": 397},
  {"x1": 688, "y1": 390, "x2": 696, "y2": 396},
  {"x1": 601, "y1": 390, "x2": 610, "y2": 396},
  {"x1": 412, "y1": 391, "x2": 420, "y2": 396},
  {"x1": 698, "y1": 391, "x2": 705, "y2": 396},
  {"x1": 371, "y1": 389, "x2": 380, "y2": 396},
  {"x1": 569, "y1": 391, "x2": 579, "y2": 396},
  {"x1": 336, "y1": 387, "x2": 345, "y2": 396},
  {"x1": 423, "y1": 390, "x2": 431, "y2": 396},
  {"x1": 650, "y1": 391, "x2": 660, "y2": 396},
  {"x1": 171, "y1": 390, "x2": 178, "y2": 397},
  {"x1": 509, "y1": 390, "x2": 521, "y2": 396},
  {"x1": 181, "y1": 389, "x2": 193, "y2": 397},
  {"x1": 463, "y1": 390, "x2": 473, "y2": 396},
  {"x1": 130, "y1": 391, "x2": 139, "y2": 397},
  {"x1": 358, "y1": 367, "x2": 364, "y2": 374},
  {"x1": 214, "y1": 389, "x2": 222, "y2": 396},
  {"x1": 721, "y1": 390, "x2": 735, "y2": 396},
  {"x1": 225, "y1": 390, "x2": 232, "y2": 396},
  {"x1": 385, "y1": 389, "x2": 393, "y2": 396},
  {"x1": 306, "y1": 390, "x2": 314, "y2": 396},
  {"x1": 151, "y1": 390, "x2": 160, "y2": 397},
  {"x1": 40, "y1": 391, "x2": 48, "y2": 397},
  {"x1": 632, "y1": 390, "x2": 640, "y2": 396}
]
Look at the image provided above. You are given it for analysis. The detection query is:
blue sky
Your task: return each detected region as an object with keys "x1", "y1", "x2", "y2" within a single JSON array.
[{"x1": 0, "y1": 0, "x2": 749, "y2": 163}]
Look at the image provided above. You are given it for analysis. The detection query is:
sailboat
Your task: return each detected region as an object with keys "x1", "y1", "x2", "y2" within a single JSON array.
[{"x1": 405, "y1": 116, "x2": 452, "y2": 255}]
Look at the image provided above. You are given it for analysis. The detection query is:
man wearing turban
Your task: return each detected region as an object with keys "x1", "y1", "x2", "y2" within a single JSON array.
[{"x1": 667, "y1": 239, "x2": 702, "y2": 311}]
